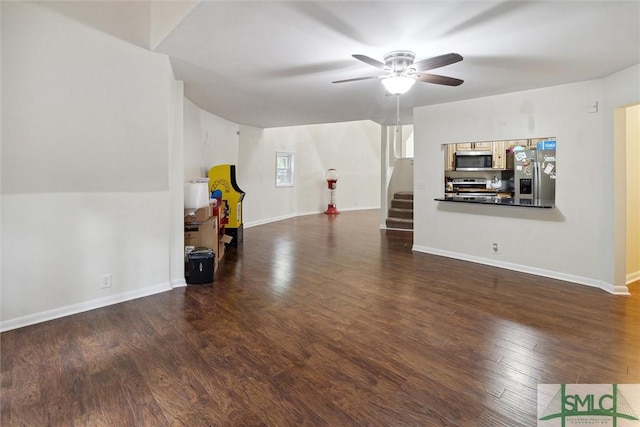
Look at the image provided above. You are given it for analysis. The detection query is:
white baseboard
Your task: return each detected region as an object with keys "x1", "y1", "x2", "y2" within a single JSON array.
[
  {"x1": 338, "y1": 205, "x2": 381, "y2": 212},
  {"x1": 412, "y1": 245, "x2": 630, "y2": 296},
  {"x1": 0, "y1": 282, "x2": 173, "y2": 332},
  {"x1": 171, "y1": 278, "x2": 187, "y2": 288},
  {"x1": 627, "y1": 271, "x2": 640, "y2": 285},
  {"x1": 245, "y1": 213, "x2": 298, "y2": 228},
  {"x1": 245, "y1": 206, "x2": 381, "y2": 229},
  {"x1": 380, "y1": 225, "x2": 413, "y2": 232}
]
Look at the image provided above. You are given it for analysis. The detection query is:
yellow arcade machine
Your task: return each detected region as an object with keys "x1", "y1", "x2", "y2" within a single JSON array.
[{"x1": 208, "y1": 164, "x2": 245, "y2": 247}]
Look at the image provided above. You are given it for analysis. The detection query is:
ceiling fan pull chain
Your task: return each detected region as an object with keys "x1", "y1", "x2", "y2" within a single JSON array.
[{"x1": 396, "y1": 95, "x2": 400, "y2": 131}]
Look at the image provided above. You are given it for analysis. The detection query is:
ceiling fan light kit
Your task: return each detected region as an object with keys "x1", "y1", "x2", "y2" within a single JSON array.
[
  {"x1": 333, "y1": 50, "x2": 464, "y2": 94},
  {"x1": 381, "y1": 75, "x2": 416, "y2": 95}
]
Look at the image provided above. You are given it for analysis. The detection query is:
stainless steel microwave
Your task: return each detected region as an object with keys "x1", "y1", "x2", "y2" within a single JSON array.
[{"x1": 455, "y1": 151, "x2": 493, "y2": 171}]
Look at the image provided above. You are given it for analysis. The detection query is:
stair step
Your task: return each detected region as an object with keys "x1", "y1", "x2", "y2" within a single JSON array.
[
  {"x1": 385, "y1": 217, "x2": 414, "y2": 230},
  {"x1": 391, "y1": 198, "x2": 413, "y2": 209},
  {"x1": 394, "y1": 191, "x2": 414, "y2": 200},
  {"x1": 388, "y1": 207, "x2": 413, "y2": 219}
]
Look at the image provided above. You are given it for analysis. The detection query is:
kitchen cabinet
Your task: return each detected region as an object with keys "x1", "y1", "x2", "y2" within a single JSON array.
[
  {"x1": 445, "y1": 144, "x2": 456, "y2": 171},
  {"x1": 491, "y1": 140, "x2": 506, "y2": 170},
  {"x1": 472, "y1": 142, "x2": 491, "y2": 151},
  {"x1": 505, "y1": 139, "x2": 524, "y2": 151},
  {"x1": 521, "y1": 139, "x2": 536, "y2": 149},
  {"x1": 456, "y1": 142, "x2": 491, "y2": 151}
]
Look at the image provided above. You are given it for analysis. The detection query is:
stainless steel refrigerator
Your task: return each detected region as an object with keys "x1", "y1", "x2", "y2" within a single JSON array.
[{"x1": 514, "y1": 148, "x2": 556, "y2": 203}]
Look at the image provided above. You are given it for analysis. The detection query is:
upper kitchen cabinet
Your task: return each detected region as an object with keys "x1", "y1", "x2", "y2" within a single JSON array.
[
  {"x1": 444, "y1": 144, "x2": 456, "y2": 171},
  {"x1": 491, "y1": 140, "x2": 507, "y2": 170},
  {"x1": 456, "y1": 142, "x2": 491, "y2": 151}
]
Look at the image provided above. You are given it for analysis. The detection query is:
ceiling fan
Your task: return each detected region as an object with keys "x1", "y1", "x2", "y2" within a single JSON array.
[{"x1": 332, "y1": 50, "x2": 464, "y2": 95}]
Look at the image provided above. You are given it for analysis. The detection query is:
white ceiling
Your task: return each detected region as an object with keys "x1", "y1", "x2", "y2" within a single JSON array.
[{"x1": 154, "y1": 1, "x2": 640, "y2": 128}]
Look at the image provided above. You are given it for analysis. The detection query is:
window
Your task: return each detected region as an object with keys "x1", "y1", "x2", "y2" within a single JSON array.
[{"x1": 276, "y1": 152, "x2": 294, "y2": 187}]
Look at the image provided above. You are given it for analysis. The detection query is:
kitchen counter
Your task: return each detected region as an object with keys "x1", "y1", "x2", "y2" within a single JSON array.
[{"x1": 434, "y1": 196, "x2": 555, "y2": 208}]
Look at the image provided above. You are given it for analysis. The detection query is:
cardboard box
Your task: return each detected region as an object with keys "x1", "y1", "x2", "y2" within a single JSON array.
[
  {"x1": 184, "y1": 218, "x2": 217, "y2": 250},
  {"x1": 184, "y1": 205, "x2": 213, "y2": 223},
  {"x1": 184, "y1": 225, "x2": 199, "y2": 246},
  {"x1": 217, "y1": 234, "x2": 232, "y2": 261}
]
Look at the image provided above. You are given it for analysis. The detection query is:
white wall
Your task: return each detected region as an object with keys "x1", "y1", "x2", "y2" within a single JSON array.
[
  {"x1": 30, "y1": 1, "x2": 153, "y2": 50},
  {"x1": 3, "y1": 4, "x2": 170, "y2": 194},
  {"x1": 0, "y1": 1, "x2": 4, "y2": 323},
  {"x1": 169, "y1": 82, "x2": 186, "y2": 288},
  {"x1": 238, "y1": 120, "x2": 381, "y2": 226},
  {"x1": 1, "y1": 2, "x2": 179, "y2": 330},
  {"x1": 627, "y1": 104, "x2": 640, "y2": 283},
  {"x1": 413, "y1": 71, "x2": 639, "y2": 294},
  {"x1": 183, "y1": 98, "x2": 239, "y2": 180},
  {"x1": 605, "y1": 65, "x2": 640, "y2": 291}
]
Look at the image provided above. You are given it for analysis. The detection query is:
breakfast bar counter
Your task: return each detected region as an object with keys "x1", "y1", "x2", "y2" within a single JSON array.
[{"x1": 434, "y1": 196, "x2": 555, "y2": 208}]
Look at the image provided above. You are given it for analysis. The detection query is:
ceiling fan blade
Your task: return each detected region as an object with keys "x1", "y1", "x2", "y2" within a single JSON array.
[
  {"x1": 332, "y1": 76, "x2": 380, "y2": 84},
  {"x1": 352, "y1": 54, "x2": 387, "y2": 70},
  {"x1": 417, "y1": 73, "x2": 464, "y2": 86},
  {"x1": 412, "y1": 53, "x2": 463, "y2": 72}
]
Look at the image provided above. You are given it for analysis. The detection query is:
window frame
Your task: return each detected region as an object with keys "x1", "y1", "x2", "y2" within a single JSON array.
[{"x1": 275, "y1": 151, "x2": 295, "y2": 187}]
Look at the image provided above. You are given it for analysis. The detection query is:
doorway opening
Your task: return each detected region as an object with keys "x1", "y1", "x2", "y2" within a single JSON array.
[{"x1": 614, "y1": 103, "x2": 640, "y2": 290}]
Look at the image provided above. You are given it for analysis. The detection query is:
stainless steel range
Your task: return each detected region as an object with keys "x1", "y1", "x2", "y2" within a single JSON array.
[
  {"x1": 451, "y1": 178, "x2": 490, "y2": 191},
  {"x1": 448, "y1": 178, "x2": 498, "y2": 200}
]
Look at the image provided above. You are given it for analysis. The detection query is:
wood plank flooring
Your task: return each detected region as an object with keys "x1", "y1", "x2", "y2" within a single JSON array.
[{"x1": 2, "y1": 209, "x2": 639, "y2": 426}]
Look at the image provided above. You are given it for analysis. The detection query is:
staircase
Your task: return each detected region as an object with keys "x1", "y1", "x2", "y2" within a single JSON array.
[{"x1": 386, "y1": 191, "x2": 413, "y2": 230}]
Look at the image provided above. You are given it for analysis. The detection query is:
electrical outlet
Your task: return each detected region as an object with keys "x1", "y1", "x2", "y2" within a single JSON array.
[
  {"x1": 100, "y1": 274, "x2": 112, "y2": 289},
  {"x1": 492, "y1": 243, "x2": 499, "y2": 254}
]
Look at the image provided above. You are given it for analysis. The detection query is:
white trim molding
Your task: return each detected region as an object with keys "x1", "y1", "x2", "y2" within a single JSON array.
[
  {"x1": 172, "y1": 278, "x2": 188, "y2": 288},
  {"x1": 0, "y1": 282, "x2": 173, "y2": 332},
  {"x1": 412, "y1": 245, "x2": 630, "y2": 296},
  {"x1": 245, "y1": 206, "x2": 381, "y2": 229}
]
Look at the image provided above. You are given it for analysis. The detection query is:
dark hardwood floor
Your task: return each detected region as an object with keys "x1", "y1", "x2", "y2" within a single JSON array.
[{"x1": 2, "y1": 209, "x2": 639, "y2": 426}]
